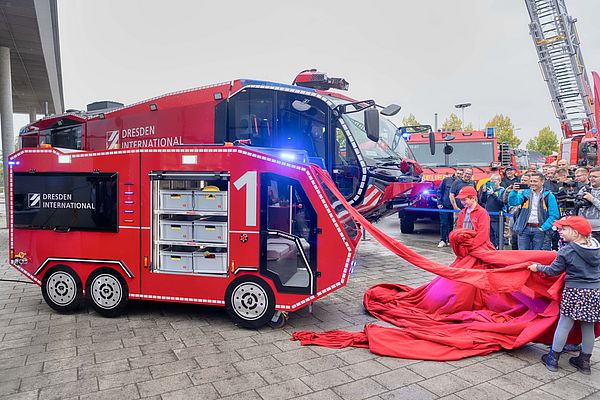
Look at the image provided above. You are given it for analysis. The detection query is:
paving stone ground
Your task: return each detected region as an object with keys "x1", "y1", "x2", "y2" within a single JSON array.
[{"x1": 0, "y1": 217, "x2": 598, "y2": 400}]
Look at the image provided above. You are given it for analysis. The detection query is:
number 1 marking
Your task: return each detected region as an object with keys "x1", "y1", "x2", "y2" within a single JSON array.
[{"x1": 233, "y1": 171, "x2": 257, "y2": 227}]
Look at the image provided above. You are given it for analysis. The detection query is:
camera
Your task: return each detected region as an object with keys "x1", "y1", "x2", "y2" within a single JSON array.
[
  {"x1": 556, "y1": 183, "x2": 592, "y2": 215},
  {"x1": 515, "y1": 183, "x2": 529, "y2": 190}
]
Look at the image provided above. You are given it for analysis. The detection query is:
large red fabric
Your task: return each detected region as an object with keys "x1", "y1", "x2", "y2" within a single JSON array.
[{"x1": 292, "y1": 167, "x2": 600, "y2": 360}]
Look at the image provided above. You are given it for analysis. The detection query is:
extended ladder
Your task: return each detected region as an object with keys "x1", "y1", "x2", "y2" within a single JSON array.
[{"x1": 524, "y1": 0, "x2": 595, "y2": 136}]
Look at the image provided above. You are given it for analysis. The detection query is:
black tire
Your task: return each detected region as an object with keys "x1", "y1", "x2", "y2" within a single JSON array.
[
  {"x1": 400, "y1": 215, "x2": 415, "y2": 234},
  {"x1": 41, "y1": 265, "x2": 83, "y2": 313},
  {"x1": 86, "y1": 268, "x2": 129, "y2": 318},
  {"x1": 225, "y1": 275, "x2": 275, "y2": 329}
]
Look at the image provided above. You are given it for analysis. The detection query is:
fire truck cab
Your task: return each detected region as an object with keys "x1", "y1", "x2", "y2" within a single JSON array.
[
  {"x1": 19, "y1": 70, "x2": 429, "y2": 221},
  {"x1": 396, "y1": 127, "x2": 510, "y2": 233},
  {"x1": 8, "y1": 145, "x2": 360, "y2": 328}
]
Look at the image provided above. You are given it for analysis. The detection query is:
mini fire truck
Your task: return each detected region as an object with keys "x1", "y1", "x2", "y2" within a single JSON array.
[
  {"x1": 8, "y1": 145, "x2": 360, "y2": 328},
  {"x1": 18, "y1": 70, "x2": 431, "y2": 221}
]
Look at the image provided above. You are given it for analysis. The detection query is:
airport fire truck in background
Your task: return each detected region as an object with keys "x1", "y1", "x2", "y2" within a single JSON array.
[
  {"x1": 393, "y1": 126, "x2": 526, "y2": 233},
  {"x1": 18, "y1": 70, "x2": 432, "y2": 221},
  {"x1": 525, "y1": 0, "x2": 600, "y2": 166},
  {"x1": 8, "y1": 145, "x2": 360, "y2": 328}
]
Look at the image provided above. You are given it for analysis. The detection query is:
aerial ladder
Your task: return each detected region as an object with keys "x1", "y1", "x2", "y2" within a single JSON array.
[{"x1": 524, "y1": 0, "x2": 599, "y2": 166}]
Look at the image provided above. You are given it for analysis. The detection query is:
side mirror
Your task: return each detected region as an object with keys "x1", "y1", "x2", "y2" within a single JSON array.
[
  {"x1": 429, "y1": 131, "x2": 436, "y2": 155},
  {"x1": 444, "y1": 135, "x2": 456, "y2": 141},
  {"x1": 444, "y1": 144, "x2": 454, "y2": 155},
  {"x1": 364, "y1": 108, "x2": 379, "y2": 142},
  {"x1": 380, "y1": 104, "x2": 401, "y2": 116}
]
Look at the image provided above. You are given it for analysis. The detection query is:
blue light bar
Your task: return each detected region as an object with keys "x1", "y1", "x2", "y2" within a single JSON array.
[{"x1": 7, "y1": 161, "x2": 20, "y2": 166}]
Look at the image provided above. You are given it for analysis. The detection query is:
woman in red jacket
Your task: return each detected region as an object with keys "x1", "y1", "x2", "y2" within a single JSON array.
[{"x1": 455, "y1": 186, "x2": 492, "y2": 249}]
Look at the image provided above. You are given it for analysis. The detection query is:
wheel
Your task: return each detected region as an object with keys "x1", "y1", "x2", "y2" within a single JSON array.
[
  {"x1": 41, "y1": 265, "x2": 83, "y2": 313},
  {"x1": 400, "y1": 215, "x2": 415, "y2": 234},
  {"x1": 86, "y1": 268, "x2": 128, "y2": 317},
  {"x1": 225, "y1": 276, "x2": 275, "y2": 329}
]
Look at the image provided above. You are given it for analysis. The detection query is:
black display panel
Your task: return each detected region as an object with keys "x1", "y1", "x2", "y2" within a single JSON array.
[{"x1": 13, "y1": 172, "x2": 118, "y2": 232}]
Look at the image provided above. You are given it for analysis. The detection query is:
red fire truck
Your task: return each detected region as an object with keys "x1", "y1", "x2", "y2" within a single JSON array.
[
  {"x1": 7, "y1": 145, "x2": 360, "y2": 328},
  {"x1": 394, "y1": 127, "x2": 524, "y2": 233},
  {"x1": 18, "y1": 70, "x2": 431, "y2": 221}
]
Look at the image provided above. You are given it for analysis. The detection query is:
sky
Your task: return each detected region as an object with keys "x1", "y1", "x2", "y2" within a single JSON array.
[{"x1": 15, "y1": 0, "x2": 600, "y2": 148}]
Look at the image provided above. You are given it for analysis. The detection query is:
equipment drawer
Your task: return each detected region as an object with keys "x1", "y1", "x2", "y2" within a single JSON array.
[
  {"x1": 159, "y1": 249, "x2": 194, "y2": 273},
  {"x1": 160, "y1": 218, "x2": 195, "y2": 241},
  {"x1": 193, "y1": 220, "x2": 227, "y2": 243},
  {"x1": 193, "y1": 191, "x2": 227, "y2": 212},
  {"x1": 161, "y1": 190, "x2": 193, "y2": 210},
  {"x1": 193, "y1": 250, "x2": 227, "y2": 274}
]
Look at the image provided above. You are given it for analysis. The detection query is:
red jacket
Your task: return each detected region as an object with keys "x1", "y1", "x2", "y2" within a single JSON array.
[{"x1": 456, "y1": 204, "x2": 491, "y2": 249}]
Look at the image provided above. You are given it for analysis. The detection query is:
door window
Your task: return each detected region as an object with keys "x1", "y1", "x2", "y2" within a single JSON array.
[
  {"x1": 227, "y1": 89, "x2": 275, "y2": 147},
  {"x1": 332, "y1": 124, "x2": 361, "y2": 198}
]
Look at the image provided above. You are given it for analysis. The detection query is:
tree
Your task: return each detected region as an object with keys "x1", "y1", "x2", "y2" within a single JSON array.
[
  {"x1": 463, "y1": 122, "x2": 474, "y2": 132},
  {"x1": 485, "y1": 114, "x2": 521, "y2": 148},
  {"x1": 401, "y1": 113, "x2": 420, "y2": 127},
  {"x1": 442, "y1": 113, "x2": 462, "y2": 131},
  {"x1": 526, "y1": 126, "x2": 559, "y2": 156}
]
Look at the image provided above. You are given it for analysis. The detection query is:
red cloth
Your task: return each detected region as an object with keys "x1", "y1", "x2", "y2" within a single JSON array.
[
  {"x1": 456, "y1": 204, "x2": 491, "y2": 249},
  {"x1": 292, "y1": 167, "x2": 600, "y2": 360}
]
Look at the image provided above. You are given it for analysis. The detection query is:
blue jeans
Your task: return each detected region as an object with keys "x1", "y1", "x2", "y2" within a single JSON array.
[
  {"x1": 439, "y1": 209, "x2": 454, "y2": 242},
  {"x1": 490, "y1": 217, "x2": 500, "y2": 249},
  {"x1": 517, "y1": 226, "x2": 546, "y2": 250}
]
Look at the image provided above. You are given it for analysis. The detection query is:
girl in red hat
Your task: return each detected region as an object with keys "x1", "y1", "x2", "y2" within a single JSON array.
[{"x1": 528, "y1": 216, "x2": 600, "y2": 374}]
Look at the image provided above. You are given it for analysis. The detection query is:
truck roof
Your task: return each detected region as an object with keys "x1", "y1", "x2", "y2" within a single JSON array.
[{"x1": 22, "y1": 78, "x2": 353, "y2": 133}]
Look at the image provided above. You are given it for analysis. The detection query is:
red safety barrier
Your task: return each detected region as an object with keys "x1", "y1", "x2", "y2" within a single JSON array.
[{"x1": 292, "y1": 167, "x2": 599, "y2": 360}]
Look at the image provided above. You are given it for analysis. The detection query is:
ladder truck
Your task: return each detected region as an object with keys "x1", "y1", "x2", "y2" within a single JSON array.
[{"x1": 525, "y1": 0, "x2": 599, "y2": 166}]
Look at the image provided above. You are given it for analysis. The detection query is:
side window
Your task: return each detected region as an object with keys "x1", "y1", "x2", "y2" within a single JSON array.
[
  {"x1": 51, "y1": 125, "x2": 83, "y2": 150},
  {"x1": 261, "y1": 173, "x2": 317, "y2": 293},
  {"x1": 332, "y1": 124, "x2": 361, "y2": 198},
  {"x1": 275, "y1": 93, "x2": 328, "y2": 160},
  {"x1": 227, "y1": 89, "x2": 275, "y2": 147}
]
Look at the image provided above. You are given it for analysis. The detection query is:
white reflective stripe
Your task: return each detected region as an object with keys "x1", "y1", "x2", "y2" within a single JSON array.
[{"x1": 129, "y1": 293, "x2": 225, "y2": 304}]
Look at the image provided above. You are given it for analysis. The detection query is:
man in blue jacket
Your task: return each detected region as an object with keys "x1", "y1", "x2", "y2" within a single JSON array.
[{"x1": 508, "y1": 173, "x2": 560, "y2": 250}]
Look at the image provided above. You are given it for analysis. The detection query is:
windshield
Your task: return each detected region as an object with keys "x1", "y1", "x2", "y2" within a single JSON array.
[
  {"x1": 409, "y1": 143, "x2": 446, "y2": 166},
  {"x1": 409, "y1": 141, "x2": 494, "y2": 167},
  {"x1": 341, "y1": 112, "x2": 415, "y2": 165}
]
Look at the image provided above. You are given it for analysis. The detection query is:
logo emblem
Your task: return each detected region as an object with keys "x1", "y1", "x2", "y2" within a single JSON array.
[
  {"x1": 107, "y1": 130, "x2": 120, "y2": 149},
  {"x1": 28, "y1": 193, "x2": 41, "y2": 208}
]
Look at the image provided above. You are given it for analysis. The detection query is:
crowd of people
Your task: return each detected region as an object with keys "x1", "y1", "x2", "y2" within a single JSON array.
[{"x1": 434, "y1": 162, "x2": 600, "y2": 250}]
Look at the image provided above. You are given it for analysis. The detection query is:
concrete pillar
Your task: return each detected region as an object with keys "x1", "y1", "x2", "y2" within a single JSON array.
[
  {"x1": 0, "y1": 46, "x2": 14, "y2": 222},
  {"x1": 29, "y1": 107, "x2": 37, "y2": 123}
]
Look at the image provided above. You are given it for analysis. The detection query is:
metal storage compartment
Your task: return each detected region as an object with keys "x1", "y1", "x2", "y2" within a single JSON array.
[
  {"x1": 161, "y1": 190, "x2": 193, "y2": 210},
  {"x1": 193, "y1": 250, "x2": 227, "y2": 274},
  {"x1": 193, "y1": 220, "x2": 227, "y2": 243},
  {"x1": 159, "y1": 248, "x2": 194, "y2": 273},
  {"x1": 193, "y1": 191, "x2": 227, "y2": 212},
  {"x1": 160, "y1": 217, "x2": 196, "y2": 241}
]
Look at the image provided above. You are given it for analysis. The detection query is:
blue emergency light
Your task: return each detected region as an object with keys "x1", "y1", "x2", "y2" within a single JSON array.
[{"x1": 486, "y1": 127, "x2": 495, "y2": 137}]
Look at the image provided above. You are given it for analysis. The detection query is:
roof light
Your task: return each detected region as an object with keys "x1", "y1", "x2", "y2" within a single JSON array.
[
  {"x1": 280, "y1": 152, "x2": 296, "y2": 161},
  {"x1": 292, "y1": 69, "x2": 349, "y2": 91},
  {"x1": 182, "y1": 155, "x2": 197, "y2": 164}
]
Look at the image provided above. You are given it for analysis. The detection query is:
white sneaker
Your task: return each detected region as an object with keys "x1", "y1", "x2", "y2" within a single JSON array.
[{"x1": 437, "y1": 241, "x2": 446, "y2": 248}]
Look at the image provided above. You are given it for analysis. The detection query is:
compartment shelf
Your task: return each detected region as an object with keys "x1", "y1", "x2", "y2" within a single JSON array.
[{"x1": 152, "y1": 171, "x2": 230, "y2": 275}]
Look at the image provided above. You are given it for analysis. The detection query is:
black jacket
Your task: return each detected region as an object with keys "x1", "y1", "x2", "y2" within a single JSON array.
[{"x1": 437, "y1": 175, "x2": 457, "y2": 209}]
